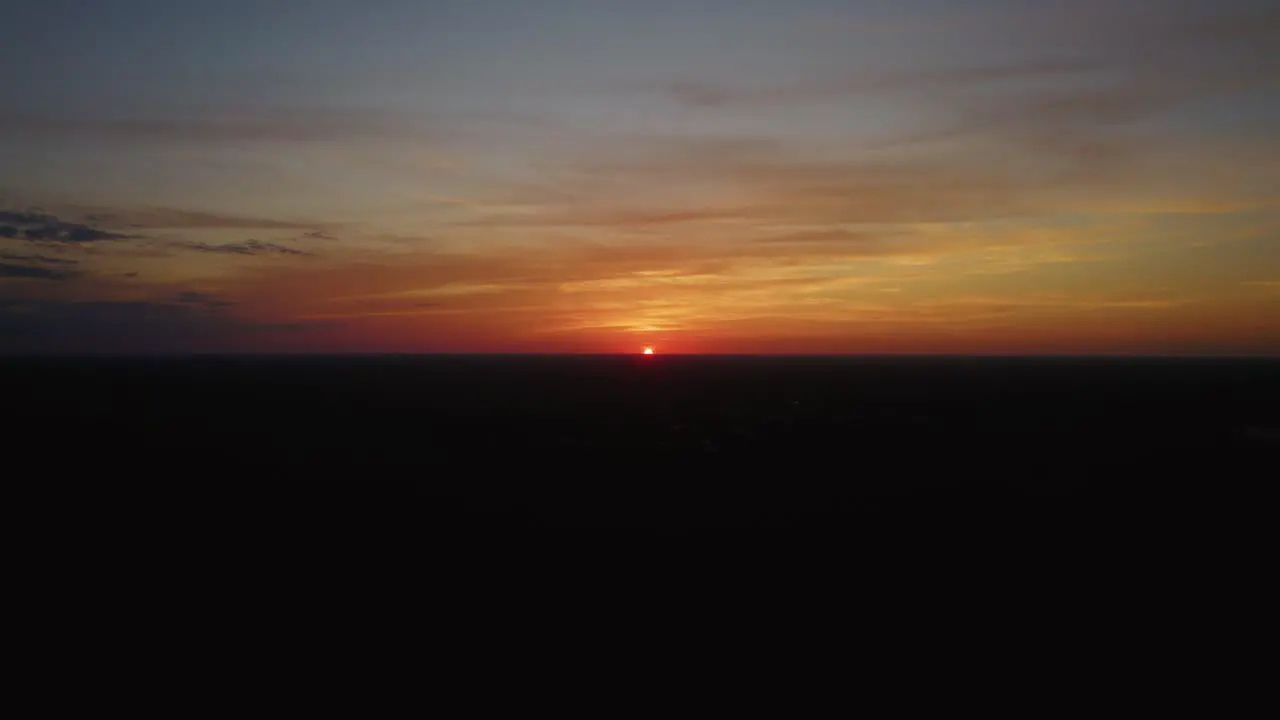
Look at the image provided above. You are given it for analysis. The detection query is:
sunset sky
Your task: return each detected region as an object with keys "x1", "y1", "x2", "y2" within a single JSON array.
[{"x1": 2, "y1": 0, "x2": 1278, "y2": 354}]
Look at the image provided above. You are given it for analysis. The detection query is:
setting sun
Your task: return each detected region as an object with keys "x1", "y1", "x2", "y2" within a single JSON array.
[{"x1": 1, "y1": 2, "x2": 1278, "y2": 359}]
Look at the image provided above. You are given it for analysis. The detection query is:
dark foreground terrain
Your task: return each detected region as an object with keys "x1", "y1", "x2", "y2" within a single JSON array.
[{"x1": 6, "y1": 355, "x2": 1277, "y2": 547}]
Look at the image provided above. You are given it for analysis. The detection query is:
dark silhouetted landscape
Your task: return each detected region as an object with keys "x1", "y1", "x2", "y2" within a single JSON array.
[
  {"x1": 4, "y1": 1, "x2": 1278, "y2": 580},
  {"x1": 11, "y1": 355, "x2": 1277, "y2": 548}
]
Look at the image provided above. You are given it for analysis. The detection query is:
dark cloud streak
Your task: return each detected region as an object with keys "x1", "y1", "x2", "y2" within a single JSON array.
[
  {"x1": 0, "y1": 210, "x2": 131, "y2": 244},
  {"x1": 0, "y1": 108, "x2": 435, "y2": 144},
  {"x1": 0, "y1": 262, "x2": 75, "y2": 280},
  {"x1": 0, "y1": 252, "x2": 78, "y2": 266},
  {"x1": 175, "y1": 291, "x2": 236, "y2": 309},
  {"x1": 180, "y1": 240, "x2": 307, "y2": 256},
  {"x1": 91, "y1": 208, "x2": 332, "y2": 232}
]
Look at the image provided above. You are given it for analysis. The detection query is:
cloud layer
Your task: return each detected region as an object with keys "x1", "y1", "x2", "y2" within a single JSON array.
[{"x1": 1, "y1": 1, "x2": 1277, "y2": 354}]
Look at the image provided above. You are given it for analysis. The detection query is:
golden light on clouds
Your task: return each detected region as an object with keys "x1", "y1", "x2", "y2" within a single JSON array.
[{"x1": 2, "y1": 1, "x2": 1278, "y2": 354}]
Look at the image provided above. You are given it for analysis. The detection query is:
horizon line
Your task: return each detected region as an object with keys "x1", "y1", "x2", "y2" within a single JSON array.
[{"x1": 4, "y1": 351, "x2": 1279, "y2": 360}]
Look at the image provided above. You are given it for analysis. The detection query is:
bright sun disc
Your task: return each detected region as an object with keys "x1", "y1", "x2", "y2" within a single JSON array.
[{"x1": 643, "y1": 347, "x2": 654, "y2": 355}]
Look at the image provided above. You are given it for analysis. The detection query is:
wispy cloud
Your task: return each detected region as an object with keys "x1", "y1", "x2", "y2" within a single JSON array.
[
  {"x1": 0, "y1": 107, "x2": 435, "y2": 144},
  {"x1": 452, "y1": 205, "x2": 752, "y2": 229},
  {"x1": 180, "y1": 239, "x2": 308, "y2": 256},
  {"x1": 174, "y1": 291, "x2": 236, "y2": 309},
  {"x1": 905, "y1": 294, "x2": 1184, "y2": 317},
  {"x1": 452, "y1": 118, "x2": 1275, "y2": 240},
  {"x1": 454, "y1": 146, "x2": 1084, "y2": 230},
  {"x1": 660, "y1": 4, "x2": 1280, "y2": 121},
  {"x1": 660, "y1": 56, "x2": 1106, "y2": 110},
  {"x1": 0, "y1": 252, "x2": 78, "y2": 266},
  {"x1": 0, "y1": 262, "x2": 75, "y2": 280},
  {"x1": 0, "y1": 210, "x2": 132, "y2": 243},
  {"x1": 87, "y1": 207, "x2": 331, "y2": 231}
]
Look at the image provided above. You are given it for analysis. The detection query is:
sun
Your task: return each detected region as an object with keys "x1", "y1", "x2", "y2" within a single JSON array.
[{"x1": 642, "y1": 347, "x2": 655, "y2": 355}]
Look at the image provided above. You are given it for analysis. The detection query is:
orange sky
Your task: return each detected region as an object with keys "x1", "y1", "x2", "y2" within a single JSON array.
[{"x1": 1, "y1": 1, "x2": 1278, "y2": 355}]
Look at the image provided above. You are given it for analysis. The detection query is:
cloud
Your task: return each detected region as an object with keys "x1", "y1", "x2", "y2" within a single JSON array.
[
  {"x1": 0, "y1": 210, "x2": 131, "y2": 244},
  {"x1": 180, "y1": 240, "x2": 307, "y2": 256},
  {"x1": 904, "y1": 295, "x2": 1184, "y2": 318},
  {"x1": 661, "y1": 56, "x2": 1105, "y2": 109},
  {"x1": 86, "y1": 208, "x2": 330, "y2": 231},
  {"x1": 0, "y1": 262, "x2": 75, "y2": 280},
  {"x1": 452, "y1": 205, "x2": 751, "y2": 229},
  {"x1": 660, "y1": 4, "x2": 1279, "y2": 120},
  {"x1": 460, "y1": 144, "x2": 1075, "y2": 229},
  {"x1": 0, "y1": 211, "x2": 52, "y2": 224},
  {"x1": 0, "y1": 252, "x2": 78, "y2": 266},
  {"x1": 466, "y1": 50, "x2": 1263, "y2": 231},
  {"x1": 198, "y1": 209, "x2": 1225, "y2": 349},
  {"x1": 218, "y1": 238, "x2": 909, "y2": 336},
  {"x1": 0, "y1": 107, "x2": 434, "y2": 144},
  {"x1": 458, "y1": 70, "x2": 1277, "y2": 233},
  {"x1": 0, "y1": 251, "x2": 80, "y2": 281},
  {"x1": 639, "y1": 0, "x2": 1280, "y2": 211},
  {"x1": 750, "y1": 229, "x2": 908, "y2": 246},
  {"x1": 174, "y1": 291, "x2": 236, "y2": 309}
]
